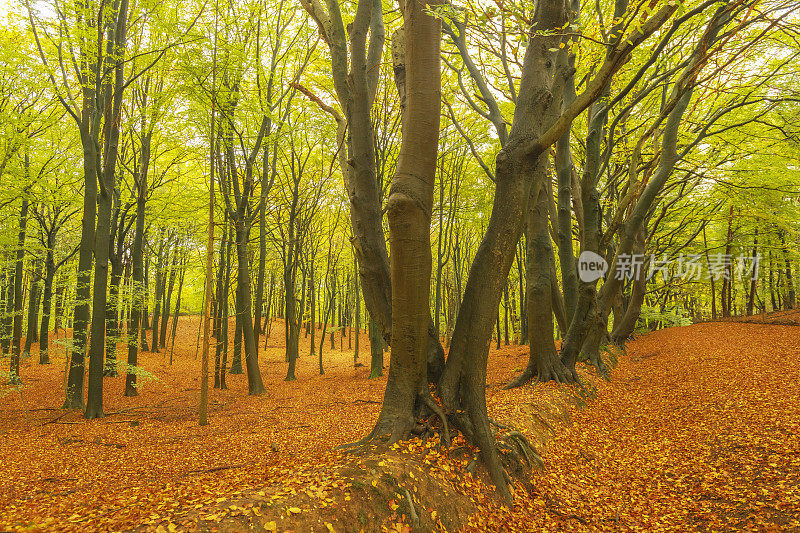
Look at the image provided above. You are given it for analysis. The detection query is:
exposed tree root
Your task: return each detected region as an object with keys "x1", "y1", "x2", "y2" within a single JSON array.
[
  {"x1": 498, "y1": 430, "x2": 544, "y2": 471},
  {"x1": 421, "y1": 392, "x2": 450, "y2": 445},
  {"x1": 586, "y1": 348, "x2": 610, "y2": 380},
  {"x1": 344, "y1": 378, "x2": 549, "y2": 508},
  {"x1": 337, "y1": 389, "x2": 444, "y2": 452},
  {"x1": 503, "y1": 367, "x2": 535, "y2": 389},
  {"x1": 403, "y1": 488, "x2": 420, "y2": 527},
  {"x1": 505, "y1": 360, "x2": 578, "y2": 389}
]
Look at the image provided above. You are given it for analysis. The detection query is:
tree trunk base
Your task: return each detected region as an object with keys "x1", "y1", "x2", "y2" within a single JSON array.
[{"x1": 84, "y1": 406, "x2": 104, "y2": 420}]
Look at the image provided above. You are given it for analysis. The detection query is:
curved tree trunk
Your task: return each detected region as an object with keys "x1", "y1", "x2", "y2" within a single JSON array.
[
  {"x1": 298, "y1": 0, "x2": 445, "y2": 384},
  {"x1": 438, "y1": 0, "x2": 570, "y2": 501}
]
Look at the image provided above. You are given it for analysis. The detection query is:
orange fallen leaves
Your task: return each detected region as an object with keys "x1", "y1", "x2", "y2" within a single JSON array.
[{"x1": 1, "y1": 316, "x2": 798, "y2": 531}]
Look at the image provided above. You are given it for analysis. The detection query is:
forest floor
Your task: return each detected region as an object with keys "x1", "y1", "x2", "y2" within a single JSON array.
[{"x1": 1, "y1": 313, "x2": 799, "y2": 532}]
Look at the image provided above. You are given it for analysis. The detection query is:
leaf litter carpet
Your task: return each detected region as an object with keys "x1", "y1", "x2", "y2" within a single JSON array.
[{"x1": 0, "y1": 317, "x2": 798, "y2": 531}]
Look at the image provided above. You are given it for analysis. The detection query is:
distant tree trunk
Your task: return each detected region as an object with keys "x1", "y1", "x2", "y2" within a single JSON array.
[
  {"x1": 160, "y1": 246, "x2": 179, "y2": 348},
  {"x1": 169, "y1": 252, "x2": 186, "y2": 364},
  {"x1": 721, "y1": 206, "x2": 734, "y2": 318},
  {"x1": 354, "y1": 255, "x2": 360, "y2": 361},
  {"x1": 516, "y1": 241, "x2": 526, "y2": 344},
  {"x1": 746, "y1": 231, "x2": 758, "y2": 316},
  {"x1": 309, "y1": 262, "x2": 316, "y2": 356},
  {"x1": 263, "y1": 272, "x2": 274, "y2": 342},
  {"x1": 253, "y1": 178, "x2": 269, "y2": 337},
  {"x1": 105, "y1": 244, "x2": 123, "y2": 377},
  {"x1": 24, "y1": 259, "x2": 42, "y2": 357},
  {"x1": 611, "y1": 227, "x2": 647, "y2": 343},
  {"x1": 1, "y1": 270, "x2": 11, "y2": 354},
  {"x1": 231, "y1": 298, "x2": 243, "y2": 374},
  {"x1": 10, "y1": 195, "x2": 30, "y2": 384},
  {"x1": 151, "y1": 235, "x2": 165, "y2": 354},
  {"x1": 125, "y1": 129, "x2": 149, "y2": 397},
  {"x1": 502, "y1": 284, "x2": 509, "y2": 345},
  {"x1": 39, "y1": 253, "x2": 56, "y2": 365},
  {"x1": 703, "y1": 226, "x2": 717, "y2": 319},
  {"x1": 496, "y1": 310, "x2": 501, "y2": 350},
  {"x1": 142, "y1": 251, "x2": 151, "y2": 332},
  {"x1": 53, "y1": 275, "x2": 64, "y2": 331},
  {"x1": 506, "y1": 186, "x2": 569, "y2": 389},
  {"x1": 780, "y1": 230, "x2": 795, "y2": 309}
]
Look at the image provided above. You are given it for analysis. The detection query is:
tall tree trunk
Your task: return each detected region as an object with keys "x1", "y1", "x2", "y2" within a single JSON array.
[
  {"x1": 125, "y1": 129, "x2": 151, "y2": 397},
  {"x1": 506, "y1": 186, "x2": 570, "y2": 389},
  {"x1": 235, "y1": 223, "x2": 265, "y2": 394},
  {"x1": 438, "y1": 0, "x2": 569, "y2": 501},
  {"x1": 10, "y1": 195, "x2": 30, "y2": 383},
  {"x1": 85, "y1": 0, "x2": 129, "y2": 420},
  {"x1": 39, "y1": 256, "x2": 55, "y2": 364},
  {"x1": 24, "y1": 259, "x2": 42, "y2": 357},
  {"x1": 370, "y1": 0, "x2": 441, "y2": 442},
  {"x1": 151, "y1": 235, "x2": 165, "y2": 354},
  {"x1": 199, "y1": 74, "x2": 216, "y2": 425},
  {"x1": 219, "y1": 219, "x2": 233, "y2": 389},
  {"x1": 160, "y1": 246, "x2": 178, "y2": 348}
]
